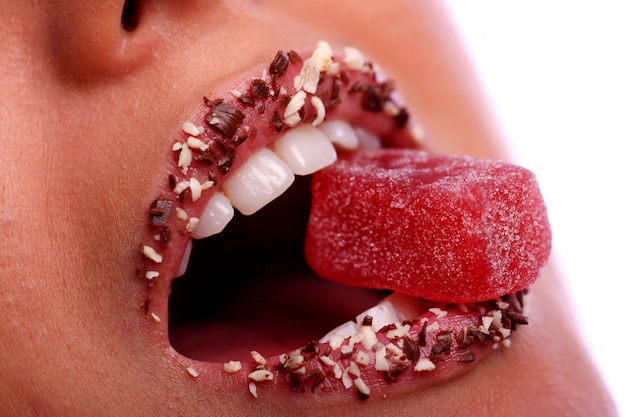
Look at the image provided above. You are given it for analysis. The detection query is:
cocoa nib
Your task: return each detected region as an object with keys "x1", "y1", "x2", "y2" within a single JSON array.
[{"x1": 206, "y1": 101, "x2": 245, "y2": 139}]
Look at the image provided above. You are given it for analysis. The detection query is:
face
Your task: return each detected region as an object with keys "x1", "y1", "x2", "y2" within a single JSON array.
[{"x1": 0, "y1": 0, "x2": 617, "y2": 415}]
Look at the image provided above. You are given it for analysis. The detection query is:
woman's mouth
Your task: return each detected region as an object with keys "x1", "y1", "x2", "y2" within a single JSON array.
[{"x1": 136, "y1": 41, "x2": 551, "y2": 401}]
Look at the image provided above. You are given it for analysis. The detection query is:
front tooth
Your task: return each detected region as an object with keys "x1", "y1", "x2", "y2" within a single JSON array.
[
  {"x1": 319, "y1": 120, "x2": 359, "y2": 151},
  {"x1": 222, "y1": 148, "x2": 295, "y2": 215},
  {"x1": 273, "y1": 125, "x2": 337, "y2": 175},
  {"x1": 356, "y1": 300, "x2": 401, "y2": 332},
  {"x1": 191, "y1": 192, "x2": 235, "y2": 239}
]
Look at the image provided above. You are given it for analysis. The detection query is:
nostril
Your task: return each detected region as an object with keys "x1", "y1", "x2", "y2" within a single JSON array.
[{"x1": 121, "y1": 0, "x2": 139, "y2": 31}]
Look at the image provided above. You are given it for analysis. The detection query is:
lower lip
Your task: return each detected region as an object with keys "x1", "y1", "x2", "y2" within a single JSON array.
[{"x1": 173, "y1": 289, "x2": 528, "y2": 401}]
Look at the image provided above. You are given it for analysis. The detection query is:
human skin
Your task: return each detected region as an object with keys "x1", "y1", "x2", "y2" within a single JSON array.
[{"x1": 0, "y1": 0, "x2": 617, "y2": 415}]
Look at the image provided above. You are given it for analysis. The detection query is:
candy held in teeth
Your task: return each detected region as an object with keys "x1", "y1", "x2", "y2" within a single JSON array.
[{"x1": 305, "y1": 149, "x2": 551, "y2": 303}]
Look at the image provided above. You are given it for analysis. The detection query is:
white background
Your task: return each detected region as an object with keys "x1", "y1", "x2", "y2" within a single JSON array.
[{"x1": 445, "y1": 2, "x2": 625, "y2": 414}]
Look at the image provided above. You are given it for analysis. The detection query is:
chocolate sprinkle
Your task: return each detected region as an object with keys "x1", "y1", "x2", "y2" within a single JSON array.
[
  {"x1": 287, "y1": 50, "x2": 302, "y2": 64},
  {"x1": 250, "y1": 79, "x2": 271, "y2": 99},
  {"x1": 197, "y1": 139, "x2": 235, "y2": 174},
  {"x1": 168, "y1": 174, "x2": 177, "y2": 190},
  {"x1": 269, "y1": 50, "x2": 290, "y2": 77},
  {"x1": 238, "y1": 94, "x2": 255, "y2": 106},
  {"x1": 362, "y1": 315, "x2": 373, "y2": 327},
  {"x1": 206, "y1": 101, "x2": 245, "y2": 139},
  {"x1": 403, "y1": 336, "x2": 421, "y2": 363},
  {"x1": 271, "y1": 109, "x2": 285, "y2": 132},
  {"x1": 457, "y1": 352, "x2": 476, "y2": 363},
  {"x1": 383, "y1": 365, "x2": 408, "y2": 383},
  {"x1": 149, "y1": 197, "x2": 174, "y2": 227}
]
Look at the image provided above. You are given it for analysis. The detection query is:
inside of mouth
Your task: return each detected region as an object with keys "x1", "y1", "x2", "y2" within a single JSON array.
[{"x1": 168, "y1": 174, "x2": 391, "y2": 362}]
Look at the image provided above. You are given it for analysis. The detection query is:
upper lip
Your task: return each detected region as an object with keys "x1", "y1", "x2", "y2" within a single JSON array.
[{"x1": 135, "y1": 41, "x2": 534, "y2": 401}]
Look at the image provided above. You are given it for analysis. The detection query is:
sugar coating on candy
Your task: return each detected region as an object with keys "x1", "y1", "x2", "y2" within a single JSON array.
[{"x1": 305, "y1": 149, "x2": 551, "y2": 303}]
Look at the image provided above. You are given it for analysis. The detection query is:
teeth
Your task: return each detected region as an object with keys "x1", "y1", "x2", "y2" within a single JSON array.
[
  {"x1": 175, "y1": 240, "x2": 192, "y2": 278},
  {"x1": 273, "y1": 125, "x2": 337, "y2": 175},
  {"x1": 222, "y1": 148, "x2": 295, "y2": 216},
  {"x1": 191, "y1": 192, "x2": 235, "y2": 239},
  {"x1": 191, "y1": 121, "x2": 377, "y2": 234},
  {"x1": 354, "y1": 126, "x2": 382, "y2": 149},
  {"x1": 319, "y1": 298, "x2": 401, "y2": 343},
  {"x1": 319, "y1": 120, "x2": 359, "y2": 151}
]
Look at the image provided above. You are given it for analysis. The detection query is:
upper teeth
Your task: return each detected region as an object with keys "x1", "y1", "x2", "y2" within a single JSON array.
[{"x1": 190, "y1": 120, "x2": 376, "y2": 241}]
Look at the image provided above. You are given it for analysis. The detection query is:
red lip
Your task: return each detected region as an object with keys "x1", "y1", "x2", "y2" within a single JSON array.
[{"x1": 135, "y1": 42, "x2": 548, "y2": 401}]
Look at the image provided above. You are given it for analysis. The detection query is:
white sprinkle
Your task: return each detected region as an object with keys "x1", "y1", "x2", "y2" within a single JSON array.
[
  {"x1": 223, "y1": 360, "x2": 242, "y2": 373},
  {"x1": 354, "y1": 378, "x2": 371, "y2": 398},
  {"x1": 285, "y1": 352, "x2": 304, "y2": 369},
  {"x1": 153, "y1": 234, "x2": 161, "y2": 241},
  {"x1": 295, "y1": 58, "x2": 320, "y2": 94},
  {"x1": 333, "y1": 363, "x2": 342, "y2": 379},
  {"x1": 145, "y1": 270, "x2": 159, "y2": 280},
  {"x1": 284, "y1": 90, "x2": 307, "y2": 127},
  {"x1": 230, "y1": 89, "x2": 243, "y2": 98},
  {"x1": 175, "y1": 207, "x2": 189, "y2": 221},
  {"x1": 355, "y1": 351, "x2": 370, "y2": 366},
  {"x1": 481, "y1": 316, "x2": 494, "y2": 334},
  {"x1": 319, "y1": 355, "x2": 336, "y2": 367},
  {"x1": 340, "y1": 345, "x2": 354, "y2": 356},
  {"x1": 201, "y1": 180, "x2": 214, "y2": 190},
  {"x1": 250, "y1": 351, "x2": 267, "y2": 366},
  {"x1": 326, "y1": 61, "x2": 341, "y2": 76},
  {"x1": 177, "y1": 143, "x2": 192, "y2": 174},
  {"x1": 278, "y1": 353, "x2": 289, "y2": 365},
  {"x1": 173, "y1": 180, "x2": 190, "y2": 195},
  {"x1": 499, "y1": 328, "x2": 512, "y2": 339},
  {"x1": 189, "y1": 177, "x2": 203, "y2": 202},
  {"x1": 142, "y1": 245, "x2": 163, "y2": 263},
  {"x1": 358, "y1": 324, "x2": 377, "y2": 350},
  {"x1": 414, "y1": 358, "x2": 436, "y2": 372},
  {"x1": 311, "y1": 40, "x2": 334, "y2": 72},
  {"x1": 310, "y1": 96, "x2": 326, "y2": 127},
  {"x1": 248, "y1": 369, "x2": 273, "y2": 382},
  {"x1": 341, "y1": 368, "x2": 353, "y2": 389},
  {"x1": 343, "y1": 46, "x2": 366, "y2": 70},
  {"x1": 151, "y1": 312, "x2": 161, "y2": 323},
  {"x1": 186, "y1": 217, "x2": 199, "y2": 233},
  {"x1": 374, "y1": 344, "x2": 389, "y2": 372},
  {"x1": 385, "y1": 342, "x2": 403, "y2": 357},
  {"x1": 426, "y1": 321, "x2": 440, "y2": 333},
  {"x1": 502, "y1": 339, "x2": 512, "y2": 348},
  {"x1": 491, "y1": 310, "x2": 503, "y2": 329},
  {"x1": 187, "y1": 136, "x2": 209, "y2": 151},
  {"x1": 172, "y1": 142, "x2": 183, "y2": 151},
  {"x1": 187, "y1": 367, "x2": 199, "y2": 378},
  {"x1": 383, "y1": 101, "x2": 400, "y2": 117},
  {"x1": 348, "y1": 361, "x2": 361, "y2": 378},
  {"x1": 278, "y1": 86, "x2": 288, "y2": 96},
  {"x1": 182, "y1": 121, "x2": 204, "y2": 137},
  {"x1": 386, "y1": 324, "x2": 411, "y2": 339},
  {"x1": 248, "y1": 381, "x2": 258, "y2": 398}
]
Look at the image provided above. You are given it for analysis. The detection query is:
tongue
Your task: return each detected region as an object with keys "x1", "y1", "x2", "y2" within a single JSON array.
[{"x1": 305, "y1": 149, "x2": 551, "y2": 303}]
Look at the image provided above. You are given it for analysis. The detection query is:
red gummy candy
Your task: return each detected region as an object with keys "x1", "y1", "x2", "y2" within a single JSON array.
[{"x1": 304, "y1": 149, "x2": 551, "y2": 303}]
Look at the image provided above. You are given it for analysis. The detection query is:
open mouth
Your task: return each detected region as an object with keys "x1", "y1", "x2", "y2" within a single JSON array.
[{"x1": 138, "y1": 42, "x2": 551, "y2": 400}]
